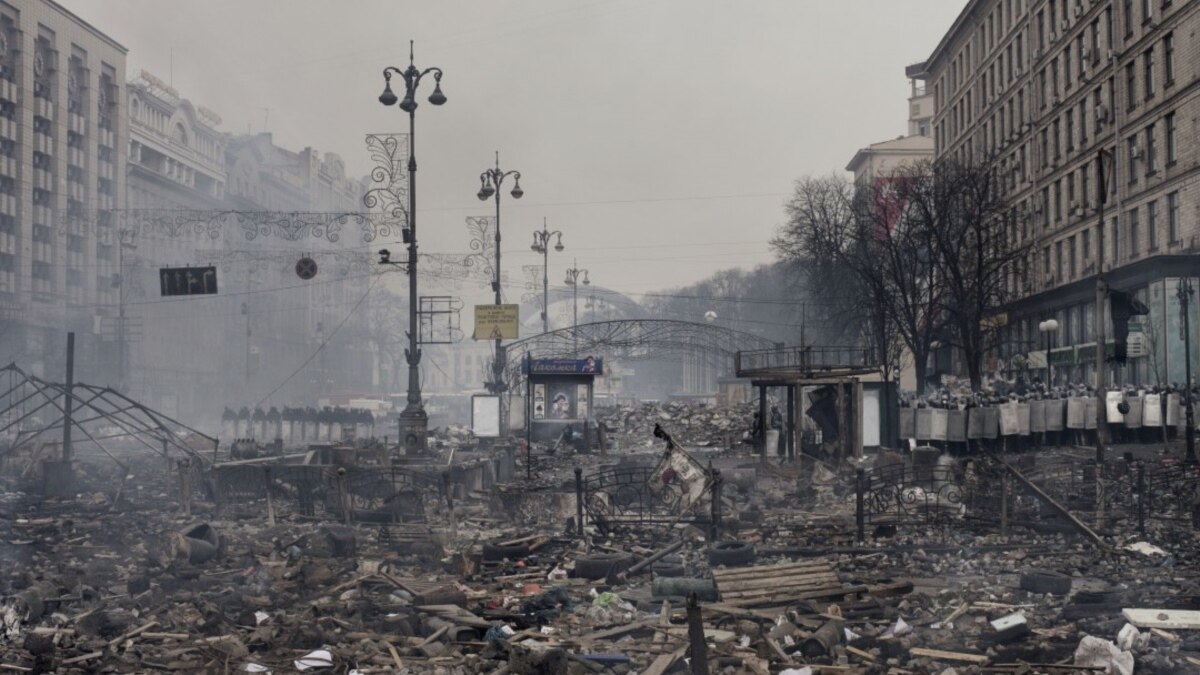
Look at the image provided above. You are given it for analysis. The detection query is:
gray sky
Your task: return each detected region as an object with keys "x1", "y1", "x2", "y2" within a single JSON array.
[{"x1": 63, "y1": 0, "x2": 963, "y2": 302}]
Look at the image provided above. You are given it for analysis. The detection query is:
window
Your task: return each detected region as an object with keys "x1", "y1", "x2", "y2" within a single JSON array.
[
  {"x1": 1143, "y1": 48, "x2": 1154, "y2": 99},
  {"x1": 1125, "y1": 63, "x2": 1136, "y2": 110},
  {"x1": 1051, "y1": 57, "x2": 1060, "y2": 97},
  {"x1": 1083, "y1": 228, "x2": 1091, "y2": 261},
  {"x1": 67, "y1": 269, "x2": 80, "y2": 287},
  {"x1": 1056, "y1": 240, "x2": 1064, "y2": 278},
  {"x1": 1090, "y1": 19, "x2": 1100, "y2": 61},
  {"x1": 1042, "y1": 187, "x2": 1051, "y2": 225},
  {"x1": 1054, "y1": 180, "x2": 1062, "y2": 221},
  {"x1": 1082, "y1": 163, "x2": 1091, "y2": 204},
  {"x1": 1068, "y1": 172, "x2": 1076, "y2": 206},
  {"x1": 32, "y1": 225, "x2": 51, "y2": 243},
  {"x1": 1043, "y1": 246, "x2": 1051, "y2": 279},
  {"x1": 1053, "y1": 118, "x2": 1062, "y2": 160},
  {"x1": 1093, "y1": 87, "x2": 1103, "y2": 133},
  {"x1": 1142, "y1": 0, "x2": 1152, "y2": 23},
  {"x1": 1164, "y1": 33, "x2": 1175, "y2": 84},
  {"x1": 1039, "y1": 69, "x2": 1048, "y2": 107},
  {"x1": 1066, "y1": 109, "x2": 1075, "y2": 151},
  {"x1": 66, "y1": 235, "x2": 83, "y2": 252},
  {"x1": 1123, "y1": 0, "x2": 1133, "y2": 37},
  {"x1": 1165, "y1": 112, "x2": 1176, "y2": 165},
  {"x1": 1041, "y1": 129, "x2": 1049, "y2": 167},
  {"x1": 32, "y1": 261, "x2": 50, "y2": 281},
  {"x1": 1064, "y1": 46, "x2": 1073, "y2": 88},
  {"x1": 1069, "y1": 235, "x2": 1077, "y2": 278},
  {"x1": 1127, "y1": 135, "x2": 1138, "y2": 184},
  {"x1": 1078, "y1": 100, "x2": 1088, "y2": 145},
  {"x1": 1128, "y1": 208, "x2": 1139, "y2": 256},
  {"x1": 1144, "y1": 123, "x2": 1156, "y2": 174},
  {"x1": 1167, "y1": 191, "x2": 1179, "y2": 243},
  {"x1": 1147, "y1": 200, "x2": 1158, "y2": 250}
]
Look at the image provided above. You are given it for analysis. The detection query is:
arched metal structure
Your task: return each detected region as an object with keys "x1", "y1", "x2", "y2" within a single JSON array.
[{"x1": 503, "y1": 319, "x2": 779, "y2": 388}]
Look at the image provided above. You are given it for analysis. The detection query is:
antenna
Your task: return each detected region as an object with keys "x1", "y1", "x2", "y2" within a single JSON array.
[{"x1": 261, "y1": 107, "x2": 271, "y2": 133}]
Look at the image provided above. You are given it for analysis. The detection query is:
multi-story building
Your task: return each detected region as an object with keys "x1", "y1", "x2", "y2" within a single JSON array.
[
  {"x1": 919, "y1": 0, "x2": 1199, "y2": 387},
  {"x1": 123, "y1": 72, "x2": 375, "y2": 420},
  {"x1": 0, "y1": 0, "x2": 126, "y2": 383}
]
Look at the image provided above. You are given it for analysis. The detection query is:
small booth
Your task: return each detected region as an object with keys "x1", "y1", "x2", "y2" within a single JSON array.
[{"x1": 523, "y1": 354, "x2": 601, "y2": 448}]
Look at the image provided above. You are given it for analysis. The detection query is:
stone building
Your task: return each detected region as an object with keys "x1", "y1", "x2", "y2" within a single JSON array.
[
  {"x1": 0, "y1": 0, "x2": 126, "y2": 384},
  {"x1": 919, "y1": 0, "x2": 1199, "y2": 386}
]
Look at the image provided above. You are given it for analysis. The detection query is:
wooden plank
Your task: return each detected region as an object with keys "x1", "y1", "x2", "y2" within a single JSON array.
[
  {"x1": 909, "y1": 647, "x2": 989, "y2": 664},
  {"x1": 721, "y1": 580, "x2": 845, "y2": 599},
  {"x1": 642, "y1": 645, "x2": 687, "y2": 675},
  {"x1": 717, "y1": 574, "x2": 841, "y2": 593},
  {"x1": 1122, "y1": 608, "x2": 1200, "y2": 629},
  {"x1": 578, "y1": 617, "x2": 658, "y2": 643},
  {"x1": 711, "y1": 561, "x2": 835, "y2": 580}
]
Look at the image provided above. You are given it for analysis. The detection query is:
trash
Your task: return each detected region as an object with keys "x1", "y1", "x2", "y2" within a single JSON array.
[
  {"x1": 1116, "y1": 623, "x2": 1149, "y2": 651},
  {"x1": 294, "y1": 649, "x2": 334, "y2": 670},
  {"x1": 779, "y1": 668, "x2": 813, "y2": 675},
  {"x1": 881, "y1": 616, "x2": 912, "y2": 639},
  {"x1": 1124, "y1": 541, "x2": 1168, "y2": 556},
  {"x1": 990, "y1": 612, "x2": 1030, "y2": 642},
  {"x1": 1074, "y1": 635, "x2": 1134, "y2": 675}
]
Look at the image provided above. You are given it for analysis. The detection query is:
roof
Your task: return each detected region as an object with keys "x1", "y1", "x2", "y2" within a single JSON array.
[
  {"x1": 845, "y1": 134, "x2": 935, "y2": 173},
  {"x1": 44, "y1": 0, "x2": 128, "y2": 54},
  {"x1": 925, "y1": 0, "x2": 985, "y2": 71}
]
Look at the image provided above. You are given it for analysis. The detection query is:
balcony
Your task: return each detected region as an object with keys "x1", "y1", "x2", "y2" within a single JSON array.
[
  {"x1": 0, "y1": 79, "x2": 16, "y2": 103},
  {"x1": 0, "y1": 232, "x2": 14, "y2": 254},
  {"x1": 0, "y1": 117, "x2": 16, "y2": 141},
  {"x1": 34, "y1": 97, "x2": 53, "y2": 119},
  {"x1": 0, "y1": 155, "x2": 15, "y2": 178},
  {"x1": 0, "y1": 271, "x2": 14, "y2": 294},
  {"x1": 98, "y1": 162, "x2": 113, "y2": 180},
  {"x1": 68, "y1": 146, "x2": 83, "y2": 168},
  {"x1": 68, "y1": 112, "x2": 85, "y2": 135},
  {"x1": 68, "y1": 181, "x2": 84, "y2": 201},
  {"x1": 99, "y1": 128, "x2": 114, "y2": 148},
  {"x1": 33, "y1": 241, "x2": 51, "y2": 262},
  {"x1": 0, "y1": 194, "x2": 14, "y2": 217},
  {"x1": 34, "y1": 133, "x2": 52, "y2": 154}
]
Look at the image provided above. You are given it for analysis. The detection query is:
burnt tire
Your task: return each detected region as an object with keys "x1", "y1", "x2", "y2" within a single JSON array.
[
  {"x1": 1020, "y1": 569, "x2": 1072, "y2": 595},
  {"x1": 708, "y1": 540, "x2": 756, "y2": 567},
  {"x1": 575, "y1": 553, "x2": 633, "y2": 580},
  {"x1": 482, "y1": 541, "x2": 531, "y2": 562}
]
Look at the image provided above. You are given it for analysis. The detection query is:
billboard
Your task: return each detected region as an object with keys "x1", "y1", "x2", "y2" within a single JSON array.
[{"x1": 523, "y1": 356, "x2": 603, "y2": 375}]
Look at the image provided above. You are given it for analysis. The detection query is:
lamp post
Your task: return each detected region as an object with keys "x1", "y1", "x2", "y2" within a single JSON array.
[
  {"x1": 476, "y1": 152, "x2": 523, "y2": 395},
  {"x1": 531, "y1": 219, "x2": 564, "y2": 335},
  {"x1": 1178, "y1": 277, "x2": 1195, "y2": 463},
  {"x1": 1093, "y1": 148, "x2": 1114, "y2": 465},
  {"x1": 564, "y1": 260, "x2": 589, "y2": 357},
  {"x1": 1039, "y1": 318, "x2": 1059, "y2": 386},
  {"x1": 377, "y1": 40, "x2": 446, "y2": 453}
]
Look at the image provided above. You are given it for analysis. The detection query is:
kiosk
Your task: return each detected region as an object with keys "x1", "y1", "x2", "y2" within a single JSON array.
[{"x1": 524, "y1": 355, "x2": 601, "y2": 449}]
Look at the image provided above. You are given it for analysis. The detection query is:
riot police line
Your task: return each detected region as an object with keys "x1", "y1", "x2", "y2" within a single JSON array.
[{"x1": 898, "y1": 383, "x2": 1198, "y2": 452}]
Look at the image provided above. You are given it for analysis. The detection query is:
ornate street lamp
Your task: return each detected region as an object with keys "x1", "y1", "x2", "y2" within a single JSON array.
[
  {"x1": 377, "y1": 41, "x2": 445, "y2": 453},
  {"x1": 531, "y1": 219, "x2": 564, "y2": 335},
  {"x1": 476, "y1": 152, "x2": 523, "y2": 395},
  {"x1": 564, "y1": 260, "x2": 589, "y2": 356}
]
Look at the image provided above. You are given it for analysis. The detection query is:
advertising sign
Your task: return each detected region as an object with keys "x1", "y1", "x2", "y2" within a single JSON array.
[
  {"x1": 472, "y1": 395, "x2": 501, "y2": 438},
  {"x1": 524, "y1": 356, "x2": 603, "y2": 375}
]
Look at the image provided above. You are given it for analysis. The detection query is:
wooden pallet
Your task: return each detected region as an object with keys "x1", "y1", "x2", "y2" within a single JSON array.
[{"x1": 712, "y1": 559, "x2": 851, "y2": 607}]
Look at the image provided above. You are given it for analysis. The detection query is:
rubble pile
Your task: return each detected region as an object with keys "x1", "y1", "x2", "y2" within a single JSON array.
[
  {"x1": 2, "y1": 419, "x2": 1200, "y2": 674},
  {"x1": 596, "y1": 401, "x2": 756, "y2": 449}
]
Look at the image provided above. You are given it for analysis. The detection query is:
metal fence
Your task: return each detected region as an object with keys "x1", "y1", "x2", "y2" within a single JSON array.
[{"x1": 575, "y1": 465, "x2": 722, "y2": 539}]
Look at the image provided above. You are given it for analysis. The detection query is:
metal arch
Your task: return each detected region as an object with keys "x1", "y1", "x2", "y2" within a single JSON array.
[{"x1": 502, "y1": 318, "x2": 778, "y2": 384}]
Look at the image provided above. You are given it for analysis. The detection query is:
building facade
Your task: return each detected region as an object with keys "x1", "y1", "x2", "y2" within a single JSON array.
[
  {"x1": 0, "y1": 0, "x2": 126, "y2": 384},
  {"x1": 921, "y1": 0, "x2": 1200, "y2": 387},
  {"x1": 123, "y1": 71, "x2": 375, "y2": 421}
]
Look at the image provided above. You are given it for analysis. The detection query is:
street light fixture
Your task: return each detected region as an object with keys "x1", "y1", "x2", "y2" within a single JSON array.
[
  {"x1": 1178, "y1": 277, "x2": 1195, "y2": 463},
  {"x1": 377, "y1": 40, "x2": 445, "y2": 453},
  {"x1": 476, "y1": 152, "x2": 523, "y2": 397},
  {"x1": 531, "y1": 219, "x2": 564, "y2": 335},
  {"x1": 564, "y1": 260, "x2": 589, "y2": 357},
  {"x1": 1039, "y1": 318, "x2": 1059, "y2": 386}
]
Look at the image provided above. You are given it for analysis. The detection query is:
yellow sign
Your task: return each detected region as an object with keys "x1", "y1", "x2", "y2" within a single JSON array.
[{"x1": 473, "y1": 304, "x2": 519, "y2": 340}]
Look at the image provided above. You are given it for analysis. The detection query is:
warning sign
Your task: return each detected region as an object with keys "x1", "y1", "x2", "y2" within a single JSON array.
[{"x1": 473, "y1": 304, "x2": 519, "y2": 340}]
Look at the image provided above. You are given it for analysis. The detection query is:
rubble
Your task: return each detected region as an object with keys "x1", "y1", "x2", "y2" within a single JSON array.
[{"x1": 2, "y1": 399, "x2": 1200, "y2": 675}]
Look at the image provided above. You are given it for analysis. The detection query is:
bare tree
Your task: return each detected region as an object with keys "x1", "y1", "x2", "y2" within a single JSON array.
[
  {"x1": 772, "y1": 175, "x2": 907, "y2": 385},
  {"x1": 899, "y1": 156, "x2": 1030, "y2": 389}
]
